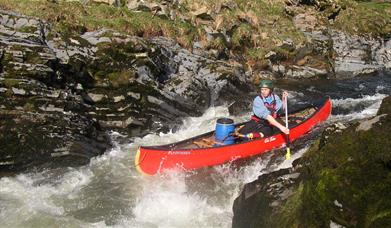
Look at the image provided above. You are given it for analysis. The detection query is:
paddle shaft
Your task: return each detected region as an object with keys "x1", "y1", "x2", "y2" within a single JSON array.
[
  {"x1": 285, "y1": 96, "x2": 289, "y2": 139},
  {"x1": 285, "y1": 95, "x2": 291, "y2": 159}
]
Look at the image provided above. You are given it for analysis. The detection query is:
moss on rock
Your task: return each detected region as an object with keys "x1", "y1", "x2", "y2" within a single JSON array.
[
  {"x1": 107, "y1": 70, "x2": 135, "y2": 87},
  {"x1": 378, "y1": 96, "x2": 391, "y2": 115},
  {"x1": 280, "y1": 97, "x2": 391, "y2": 227}
]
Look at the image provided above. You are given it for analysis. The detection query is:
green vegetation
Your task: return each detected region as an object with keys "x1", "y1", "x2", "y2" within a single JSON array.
[
  {"x1": 87, "y1": 40, "x2": 146, "y2": 84},
  {"x1": 334, "y1": 1, "x2": 391, "y2": 37},
  {"x1": 2, "y1": 79, "x2": 19, "y2": 88},
  {"x1": 23, "y1": 100, "x2": 35, "y2": 112},
  {"x1": 107, "y1": 70, "x2": 135, "y2": 87},
  {"x1": 0, "y1": 0, "x2": 196, "y2": 46}
]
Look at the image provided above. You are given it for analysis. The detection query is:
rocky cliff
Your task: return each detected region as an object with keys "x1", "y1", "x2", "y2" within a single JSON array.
[{"x1": 0, "y1": 8, "x2": 252, "y2": 173}]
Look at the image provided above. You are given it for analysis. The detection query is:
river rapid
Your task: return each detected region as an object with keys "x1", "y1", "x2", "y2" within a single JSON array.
[{"x1": 0, "y1": 72, "x2": 390, "y2": 228}]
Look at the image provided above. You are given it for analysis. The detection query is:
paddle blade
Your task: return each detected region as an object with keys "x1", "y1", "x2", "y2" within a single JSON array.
[{"x1": 285, "y1": 147, "x2": 291, "y2": 160}]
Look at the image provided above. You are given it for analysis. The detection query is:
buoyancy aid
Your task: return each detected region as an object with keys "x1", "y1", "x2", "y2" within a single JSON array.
[{"x1": 251, "y1": 93, "x2": 278, "y2": 122}]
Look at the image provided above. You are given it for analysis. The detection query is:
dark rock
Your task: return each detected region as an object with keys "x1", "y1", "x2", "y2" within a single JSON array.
[
  {"x1": 378, "y1": 96, "x2": 391, "y2": 115},
  {"x1": 0, "y1": 11, "x2": 110, "y2": 173},
  {"x1": 0, "y1": 110, "x2": 110, "y2": 173},
  {"x1": 232, "y1": 168, "x2": 302, "y2": 228}
]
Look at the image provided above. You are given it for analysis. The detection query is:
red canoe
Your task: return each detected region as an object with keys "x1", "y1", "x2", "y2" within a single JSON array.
[{"x1": 135, "y1": 98, "x2": 332, "y2": 175}]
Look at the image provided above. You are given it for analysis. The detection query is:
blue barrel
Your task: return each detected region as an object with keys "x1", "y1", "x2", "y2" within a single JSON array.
[{"x1": 215, "y1": 118, "x2": 235, "y2": 145}]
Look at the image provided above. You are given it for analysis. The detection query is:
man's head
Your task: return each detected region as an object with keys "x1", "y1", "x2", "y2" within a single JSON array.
[{"x1": 259, "y1": 79, "x2": 273, "y2": 97}]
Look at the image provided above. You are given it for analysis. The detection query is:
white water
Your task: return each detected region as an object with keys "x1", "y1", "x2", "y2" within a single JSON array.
[
  {"x1": 0, "y1": 93, "x2": 386, "y2": 227},
  {"x1": 329, "y1": 93, "x2": 387, "y2": 122}
]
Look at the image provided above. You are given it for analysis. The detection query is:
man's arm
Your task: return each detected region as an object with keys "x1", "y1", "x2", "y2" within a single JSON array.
[{"x1": 266, "y1": 115, "x2": 289, "y2": 134}]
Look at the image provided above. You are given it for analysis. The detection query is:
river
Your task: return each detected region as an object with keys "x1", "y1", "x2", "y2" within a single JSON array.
[{"x1": 0, "y1": 72, "x2": 390, "y2": 227}]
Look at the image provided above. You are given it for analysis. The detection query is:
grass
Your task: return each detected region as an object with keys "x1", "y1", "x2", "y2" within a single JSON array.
[
  {"x1": 0, "y1": 0, "x2": 197, "y2": 46},
  {"x1": 333, "y1": 1, "x2": 391, "y2": 37}
]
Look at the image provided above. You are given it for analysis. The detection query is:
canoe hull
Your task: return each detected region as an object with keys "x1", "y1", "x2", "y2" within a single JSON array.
[{"x1": 135, "y1": 98, "x2": 332, "y2": 175}]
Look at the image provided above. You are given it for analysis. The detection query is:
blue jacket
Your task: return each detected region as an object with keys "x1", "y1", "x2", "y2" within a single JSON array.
[{"x1": 253, "y1": 94, "x2": 283, "y2": 119}]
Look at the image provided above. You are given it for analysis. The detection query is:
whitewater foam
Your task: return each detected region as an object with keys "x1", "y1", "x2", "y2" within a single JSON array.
[{"x1": 330, "y1": 93, "x2": 386, "y2": 122}]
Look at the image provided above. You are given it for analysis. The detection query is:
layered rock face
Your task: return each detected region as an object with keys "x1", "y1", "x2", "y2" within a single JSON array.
[
  {"x1": 0, "y1": 10, "x2": 111, "y2": 172},
  {"x1": 233, "y1": 96, "x2": 391, "y2": 227},
  {"x1": 332, "y1": 31, "x2": 391, "y2": 77},
  {"x1": 285, "y1": 0, "x2": 391, "y2": 78},
  {"x1": 104, "y1": 0, "x2": 391, "y2": 78},
  {"x1": 0, "y1": 9, "x2": 252, "y2": 173}
]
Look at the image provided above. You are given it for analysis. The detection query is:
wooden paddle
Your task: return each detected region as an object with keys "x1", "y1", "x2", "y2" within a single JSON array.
[{"x1": 285, "y1": 95, "x2": 291, "y2": 160}]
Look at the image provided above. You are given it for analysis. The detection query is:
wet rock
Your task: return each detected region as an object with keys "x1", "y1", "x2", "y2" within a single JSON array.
[
  {"x1": 288, "y1": 4, "x2": 390, "y2": 79},
  {"x1": 0, "y1": 110, "x2": 110, "y2": 173},
  {"x1": 286, "y1": 65, "x2": 328, "y2": 78},
  {"x1": 319, "y1": 122, "x2": 349, "y2": 147},
  {"x1": 232, "y1": 168, "x2": 303, "y2": 228},
  {"x1": 356, "y1": 114, "x2": 387, "y2": 132},
  {"x1": 151, "y1": 37, "x2": 252, "y2": 108},
  {"x1": 0, "y1": 11, "x2": 108, "y2": 173},
  {"x1": 376, "y1": 39, "x2": 391, "y2": 69}
]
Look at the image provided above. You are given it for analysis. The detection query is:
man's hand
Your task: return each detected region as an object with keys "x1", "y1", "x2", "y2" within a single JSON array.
[
  {"x1": 279, "y1": 126, "x2": 290, "y2": 135},
  {"x1": 282, "y1": 90, "x2": 288, "y2": 101}
]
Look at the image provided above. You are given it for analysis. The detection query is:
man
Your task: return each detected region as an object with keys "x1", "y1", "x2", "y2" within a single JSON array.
[{"x1": 237, "y1": 79, "x2": 289, "y2": 139}]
